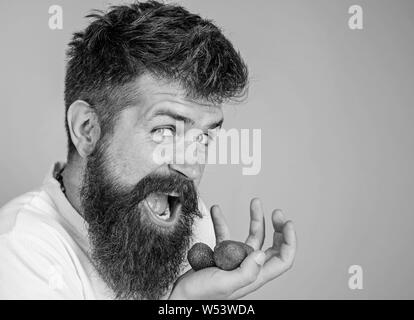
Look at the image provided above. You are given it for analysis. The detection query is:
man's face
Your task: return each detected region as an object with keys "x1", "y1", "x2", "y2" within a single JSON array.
[
  {"x1": 80, "y1": 74, "x2": 223, "y2": 299},
  {"x1": 106, "y1": 74, "x2": 223, "y2": 189},
  {"x1": 102, "y1": 74, "x2": 223, "y2": 228}
]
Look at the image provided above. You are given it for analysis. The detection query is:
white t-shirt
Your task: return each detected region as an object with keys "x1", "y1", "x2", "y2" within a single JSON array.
[{"x1": 0, "y1": 162, "x2": 216, "y2": 299}]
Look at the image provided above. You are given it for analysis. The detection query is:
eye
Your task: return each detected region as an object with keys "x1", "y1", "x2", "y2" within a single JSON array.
[
  {"x1": 196, "y1": 132, "x2": 211, "y2": 146},
  {"x1": 152, "y1": 127, "x2": 175, "y2": 143}
]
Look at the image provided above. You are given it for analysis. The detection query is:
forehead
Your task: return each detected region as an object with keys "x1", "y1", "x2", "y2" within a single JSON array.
[{"x1": 129, "y1": 74, "x2": 223, "y2": 122}]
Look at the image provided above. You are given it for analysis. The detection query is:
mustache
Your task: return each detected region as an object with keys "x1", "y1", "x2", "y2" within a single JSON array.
[
  {"x1": 137, "y1": 171, "x2": 193, "y2": 199},
  {"x1": 84, "y1": 168, "x2": 202, "y2": 220},
  {"x1": 127, "y1": 171, "x2": 202, "y2": 217}
]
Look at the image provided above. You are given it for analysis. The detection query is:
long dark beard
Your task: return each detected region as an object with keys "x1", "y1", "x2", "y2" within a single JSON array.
[{"x1": 80, "y1": 144, "x2": 200, "y2": 300}]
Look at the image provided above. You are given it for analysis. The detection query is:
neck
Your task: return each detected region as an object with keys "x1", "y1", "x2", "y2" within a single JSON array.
[{"x1": 62, "y1": 154, "x2": 85, "y2": 217}]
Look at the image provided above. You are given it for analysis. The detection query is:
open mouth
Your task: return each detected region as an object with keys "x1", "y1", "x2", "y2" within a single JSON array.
[{"x1": 144, "y1": 192, "x2": 182, "y2": 226}]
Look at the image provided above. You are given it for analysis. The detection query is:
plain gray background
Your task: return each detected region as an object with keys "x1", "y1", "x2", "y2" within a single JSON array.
[{"x1": 1, "y1": 0, "x2": 413, "y2": 299}]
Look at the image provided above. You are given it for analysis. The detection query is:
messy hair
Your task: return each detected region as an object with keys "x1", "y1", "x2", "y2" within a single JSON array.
[{"x1": 64, "y1": 0, "x2": 249, "y2": 158}]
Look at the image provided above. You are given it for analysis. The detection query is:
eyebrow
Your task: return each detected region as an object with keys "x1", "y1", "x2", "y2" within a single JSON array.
[{"x1": 150, "y1": 109, "x2": 224, "y2": 130}]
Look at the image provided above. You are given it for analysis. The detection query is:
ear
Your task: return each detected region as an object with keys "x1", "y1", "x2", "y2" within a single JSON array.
[{"x1": 66, "y1": 100, "x2": 101, "y2": 158}]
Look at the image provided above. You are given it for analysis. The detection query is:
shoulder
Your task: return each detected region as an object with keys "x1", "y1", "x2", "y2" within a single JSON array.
[
  {"x1": 0, "y1": 188, "x2": 79, "y2": 262},
  {"x1": 0, "y1": 190, "x2": 83, "y2": 299},
  {"x1": 0, "y1": 189, "x2": 59, "y2": 235}
]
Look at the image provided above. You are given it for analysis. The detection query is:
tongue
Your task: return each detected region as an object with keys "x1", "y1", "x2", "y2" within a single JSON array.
[{"x1": 145, "y1": 193, "x2": 168, "y2": 215}]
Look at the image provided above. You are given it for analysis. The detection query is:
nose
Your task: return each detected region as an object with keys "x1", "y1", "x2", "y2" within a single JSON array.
[{"x1": 169, "y1": 163, "x2": 202, "y2": 181}]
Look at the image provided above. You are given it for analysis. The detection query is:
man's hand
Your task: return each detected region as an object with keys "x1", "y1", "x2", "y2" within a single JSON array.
[{"x1": 169, "y1": 198, "x2": 297, "y2": 300}]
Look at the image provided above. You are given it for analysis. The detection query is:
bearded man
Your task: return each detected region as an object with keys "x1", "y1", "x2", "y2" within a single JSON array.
[{"x1": 0, "y1": 1, "x2": 296, "y2": 300}]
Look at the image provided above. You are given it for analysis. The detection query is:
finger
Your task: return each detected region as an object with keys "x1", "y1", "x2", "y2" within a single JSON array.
[
  {"x1": 263, "y1": 209, "x2": 286, "y2": 260},
  {"x1": 265, "y1": 212, "x2": 296, "y2": 260},
  {"x1": 245, "y1": 198, "x2": 265, "y2": 250},
  {"x1": 210, "y1": 205, "x2": 230, "y2": 245},
  {"x1": 215, "y1": 250, "x2": 266, "y2": 294},
  {"x1": 272, "y1": 209, "x2": 286, "y2": 233},
  {"x1": 264, "y1": 235, "x2": 283, "y2": 261},
  {"x1": 279, "y1": 221, "x2": 297, "y2": 263},
  {"x1": 263, "y1": 221, "x2": 297, "y2": 281}
]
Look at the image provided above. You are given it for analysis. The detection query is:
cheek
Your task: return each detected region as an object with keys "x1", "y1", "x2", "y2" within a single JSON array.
[{"x1": 106, "y1": 132, "x2": 161, "y2": 186}]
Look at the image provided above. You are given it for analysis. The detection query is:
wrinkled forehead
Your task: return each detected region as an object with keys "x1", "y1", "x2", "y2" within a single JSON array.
[{"x1": 128, "y1": 73, "x2": 224, "y2": 124}]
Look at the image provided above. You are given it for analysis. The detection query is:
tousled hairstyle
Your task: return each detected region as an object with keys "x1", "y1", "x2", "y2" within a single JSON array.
[{"x1": 64, "y1": 0, "x2": 249, "y2": 158}]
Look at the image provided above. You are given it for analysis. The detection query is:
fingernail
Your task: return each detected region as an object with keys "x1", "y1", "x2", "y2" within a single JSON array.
[{"x1": 254, "y1": 251, "x2": 266, "y2": 266}]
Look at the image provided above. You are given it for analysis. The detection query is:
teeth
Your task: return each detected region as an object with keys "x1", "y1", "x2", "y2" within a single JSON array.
[{"x1": 168, "y1": 192, "x2": 180, "y2": 197}]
